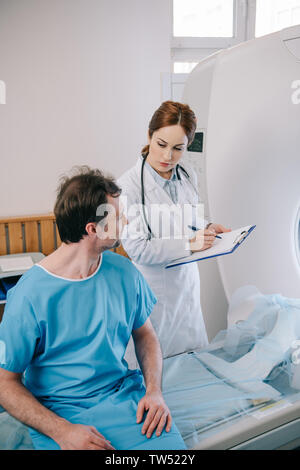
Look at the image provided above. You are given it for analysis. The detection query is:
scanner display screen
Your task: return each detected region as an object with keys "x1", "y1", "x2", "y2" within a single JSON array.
[{"x1": 187, "y1": 132, "x2": 204, "y2": 153}]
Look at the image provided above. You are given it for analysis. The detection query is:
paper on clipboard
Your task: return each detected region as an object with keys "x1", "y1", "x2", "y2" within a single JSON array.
[{"x1": 165, "y1": 225, "x2": 256, "y2": 269}]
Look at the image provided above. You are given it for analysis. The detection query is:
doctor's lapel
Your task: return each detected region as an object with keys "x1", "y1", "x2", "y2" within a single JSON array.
[{"x1": 140, "y1": 162, "x2": 192, "y2": 240}]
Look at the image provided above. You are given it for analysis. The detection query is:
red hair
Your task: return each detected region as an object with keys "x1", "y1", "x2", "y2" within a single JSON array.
[{"x1": 142, "y1": 101, "x2": 197, "y2": 156}]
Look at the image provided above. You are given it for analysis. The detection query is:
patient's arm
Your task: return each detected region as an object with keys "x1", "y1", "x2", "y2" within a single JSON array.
[
  {"x1": 132, "y1": 318, "x2": 162, "y2": 391},
  {"x1": 132, "y1": 318, "x2": 172, "y2": 438},
  {"x1": 0, "y1": 368, "x2": 114, "y2": 450}
]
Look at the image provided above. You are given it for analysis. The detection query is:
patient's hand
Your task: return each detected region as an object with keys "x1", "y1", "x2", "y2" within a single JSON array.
[
  {"x1": 55, "y1": 422, "x2": 115, "y2": 450},
  {"x1": 136, "y1": 390, "x2": 172, "y2": 439}
]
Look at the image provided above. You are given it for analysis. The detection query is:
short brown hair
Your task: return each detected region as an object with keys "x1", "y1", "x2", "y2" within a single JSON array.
[
  {"x1": 142, "y1": 101, "x2": 197, "y2": 156},
  {"x1": 54, "y1": 165, "x2": 121, "y2": 243}
]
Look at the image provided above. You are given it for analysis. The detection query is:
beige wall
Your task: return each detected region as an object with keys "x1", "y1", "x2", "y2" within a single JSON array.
[{"x1": 0, "y1": 0, "x2": 172, "y2": 216}]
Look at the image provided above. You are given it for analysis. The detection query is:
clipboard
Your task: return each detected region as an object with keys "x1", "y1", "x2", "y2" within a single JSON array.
[{"x1": 165, "y1": 225, "x2": 256, "y2": 269}]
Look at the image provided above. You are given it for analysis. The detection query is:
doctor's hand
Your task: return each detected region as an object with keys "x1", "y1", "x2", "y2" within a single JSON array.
[
  {"x1": 189, "y1": 228, "x2": 217, "y2": 253},
  {"x1": 206, "y1": 223, "x2": 231, "y2": 235},
  {"x1": 136, "y1": 389, "x2": 172, "y2": 439},
  {"x1": 55, "y1": 422, "x2": 115, "y2": 450}
]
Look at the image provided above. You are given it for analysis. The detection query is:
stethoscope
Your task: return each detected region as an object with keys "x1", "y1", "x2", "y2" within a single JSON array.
[{"x1": 141, "y1": 153, "x2": 190, "y2": 239}]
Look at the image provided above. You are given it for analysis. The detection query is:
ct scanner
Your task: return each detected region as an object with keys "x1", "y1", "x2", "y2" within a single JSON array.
[
  {"x1": 177, "y1": 25, "x2": 300, "y2": 450},
  {"x1": 183, "y1": 25, "x2": 300, "y2": 301}
]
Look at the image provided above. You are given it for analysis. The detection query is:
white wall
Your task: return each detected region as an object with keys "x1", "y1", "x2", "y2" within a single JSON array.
[{"x1": 0, "y1": 0, "x2": 172, "y2": 216}]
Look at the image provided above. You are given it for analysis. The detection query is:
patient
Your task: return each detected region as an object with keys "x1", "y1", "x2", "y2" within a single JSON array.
[{"x1": 0, "y1": 166, "x2": 186, "y2": 450}]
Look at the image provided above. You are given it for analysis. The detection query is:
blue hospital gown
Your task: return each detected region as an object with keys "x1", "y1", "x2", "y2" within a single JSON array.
[{"x1": 0, "y1": 251, "x2": 186, "y2": 450}]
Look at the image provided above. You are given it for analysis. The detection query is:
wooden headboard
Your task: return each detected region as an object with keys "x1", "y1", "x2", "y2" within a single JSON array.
[
  {"x1": 0, "y1": 213, "x2": 61, "y2": 256},
  {"x1": 0, "y1": 213, "x2": 129, "y2": 258}
]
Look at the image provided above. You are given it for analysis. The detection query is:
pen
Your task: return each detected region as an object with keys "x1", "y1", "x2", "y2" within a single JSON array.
[{"x1": 188, "y1": 225, "x2": 222, "y2": 239}]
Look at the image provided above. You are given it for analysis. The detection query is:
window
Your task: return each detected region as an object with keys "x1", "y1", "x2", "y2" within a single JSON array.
[
  {"x1": 171, "y1": 0, "x2": 300, "y2": 76},
  {"x1": 256, "y1": 0, "x2": 300, "y2": 37},
  {"x1": 173, "y1": 0, "x2": 234, "y2": 37},
  {"x1": 173, "y1": 62, "x2": 198, "y2": 73},
  {"x1": 171, "y1": 0, "x2": 248, "y2": 69}
]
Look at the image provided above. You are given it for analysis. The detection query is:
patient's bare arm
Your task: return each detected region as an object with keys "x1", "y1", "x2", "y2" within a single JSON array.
[
  {"x1": 132, "y1": 318, "x2": 172, "y2": 438},
  {"x1": 0, "y1": 368, "x2": 114, "y2": 450}
]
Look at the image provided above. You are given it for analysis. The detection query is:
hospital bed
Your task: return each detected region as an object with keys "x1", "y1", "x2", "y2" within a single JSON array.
[{"x1": 0, "y1": 213, "x2": 299, "y2": 450}]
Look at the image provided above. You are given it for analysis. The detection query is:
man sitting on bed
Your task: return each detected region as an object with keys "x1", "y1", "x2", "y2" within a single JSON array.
[{"x1": 0, "y1": 166, "x2": 186, "y2": 450}]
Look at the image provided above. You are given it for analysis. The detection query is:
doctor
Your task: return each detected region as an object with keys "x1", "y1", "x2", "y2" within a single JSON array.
[{"x1": 118, "y1": 101, "x2": 230, "y2": 364}]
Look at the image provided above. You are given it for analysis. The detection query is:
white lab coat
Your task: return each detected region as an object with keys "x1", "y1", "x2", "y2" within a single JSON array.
[{"x1": 118, "y1": 158, "x2": 209, "y2": 367}]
